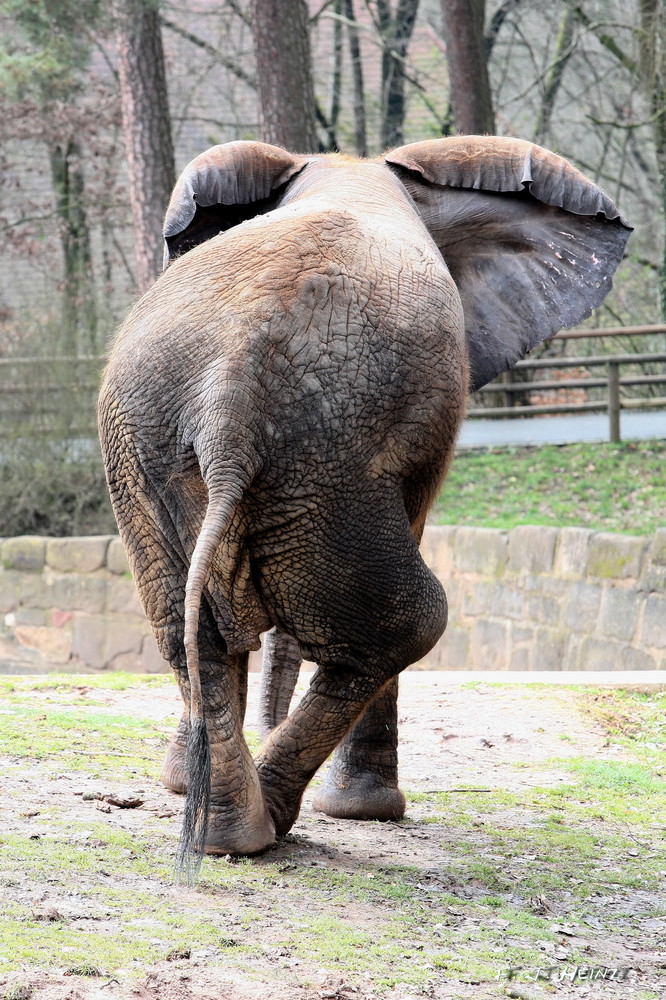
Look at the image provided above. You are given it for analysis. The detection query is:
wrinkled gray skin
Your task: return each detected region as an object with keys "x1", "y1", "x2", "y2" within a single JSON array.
[{"x1": 98, "y1": 136, "x2": 630, "y2": 867}]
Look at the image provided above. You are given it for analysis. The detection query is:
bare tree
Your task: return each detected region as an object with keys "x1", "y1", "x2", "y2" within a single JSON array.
[
  {"x1": 327, "y1": 0, "x2": 344, "y2": 149},
  {"x1": 440, "y1": 0, "x2": 495, "y2": 134},
  {"x1": 376, "y1": 0, "x2": 420, "y2": 149},
  {"x1": 636, "y1": 0, "x2": 666, "y2": 316},
  {"x1": 533, "y1": 5, "x2": 576, "y2": 145},
  {"x1": 250, "y1": 0, "x2": 318, "y2": 152},
  {"x1": 0, "y1": 0, "x2": 105, "y2": 349},
  {"x1": 345, "y1": 0, "x2": 368, "y2": 155},
  {"x1": 50, "y1": 140, "x2": 98, "y2": 352},
  {"x1": 117, "y1": 0, "x2": 175, "y2": 293},
  {"x1": 566, "y1": 0, "x2": 665, "y2": 317}
]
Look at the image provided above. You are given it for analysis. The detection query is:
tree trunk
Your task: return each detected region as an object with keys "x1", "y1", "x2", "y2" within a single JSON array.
[
  {"x1": 117, "y1": 0, "x2": 175, "y2": 294},
  {"x1": 250, "y1": 0, "x2": 318, "y2": 152},
  {"x1": 345, "y1": 0, "x2": 367, "y2": 156},
  {"x1": 440, "y1": 0, "x2": 495, "y2": 134},
  {"x1": 327, "y1": 0, "x2": 343, "y2": 150},
  {"x1": 533, "y1": 6, "x2": 576, "y2": 145},
  {"x1": 638, "y1": 0, "x2": 666, "y2": 319},
  {"x1": 50, "y1": 140, "x2": 97, "y2": 354},
  {"x1": 377, "y1": 0, "x2": 420, "y2": 150}
]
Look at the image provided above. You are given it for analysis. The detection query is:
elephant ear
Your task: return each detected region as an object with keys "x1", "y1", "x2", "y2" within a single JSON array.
[
  {"x1": 163, "y1": 140, "x2": 310, "y2": 264},
  {"x1": 384, "y1": 136, "x2": 632, "y2": 392}
]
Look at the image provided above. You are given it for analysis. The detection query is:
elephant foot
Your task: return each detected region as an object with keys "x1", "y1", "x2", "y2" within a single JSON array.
[
  {"x1": 254, "y1": 766, "x2": 304, "y2": 838},
  {"x1": 164, "y1": 745, "x2": 276, "y2": 855},
  {"x1": 261, "y1": 790, "x2": 304, "y2": 838},
  {"x1": 312, "y1": 767, "x2": 406, "y2": 821},
  {"x1": 161, "y1": 736, "x2": 188, "y2": 794},
  {"x1": 161, "y1": 714, "x2": 189, "y2": 794},
  {"x1": 205, "y1": 784, "x2": 276, "y2": 857},
  {"x1": 160, "y1": 737, "x2": 187, "y2": 795}
]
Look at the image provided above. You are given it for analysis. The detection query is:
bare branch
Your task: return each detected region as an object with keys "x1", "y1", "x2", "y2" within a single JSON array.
[
  {"x1": 311, "y1": 0, "x2": 339, "y2": 21},
  {"x1": 533, "y1": 5, "x2": 576, "y2": 144},
  {"x1": 570, "y1": 6, "x2": 639, "y2": 77},
  {"x1": 160, "y1": 16, "x2": 256, "y2": 89},
  {"x1": 485, "y1": 0, "x2": 521, "y2": 59}
]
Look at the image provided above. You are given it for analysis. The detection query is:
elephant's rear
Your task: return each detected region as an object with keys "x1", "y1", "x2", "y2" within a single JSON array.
[{"x1": 100, "y1": 200, "x2": 464, "y2": 677}]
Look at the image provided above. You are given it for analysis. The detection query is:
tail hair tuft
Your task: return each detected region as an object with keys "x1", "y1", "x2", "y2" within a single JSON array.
[{"x1": 175, "y1": 716, "x2": 211, "y2": 885}]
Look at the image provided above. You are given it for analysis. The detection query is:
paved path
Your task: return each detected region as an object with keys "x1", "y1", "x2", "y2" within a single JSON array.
[
  {"x1": 458, "y1": 408, "x2": 666, "y2": 448},
  {"x1": 403, "y1": 668, "x2": 666, "y2": 689}
]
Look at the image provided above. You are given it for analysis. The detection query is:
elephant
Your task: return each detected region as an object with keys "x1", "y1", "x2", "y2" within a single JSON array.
[{"x1": 98, "y1": 135, "x2": 631, "y2": 874}]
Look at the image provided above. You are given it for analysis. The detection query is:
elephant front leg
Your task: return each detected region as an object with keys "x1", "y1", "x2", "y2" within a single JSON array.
[
  {"x1": 255, "y1": 665, "x2": 397, "y2": 836},
  {"x1": 258, "y1": 627, "x2": 302, "y2": 739},
  {"x1": 161, "y1": 712, "x2": 189, "y2": 794},
  {"x1": 312, "y1": 676, "x2": 405, "y2": 821}
]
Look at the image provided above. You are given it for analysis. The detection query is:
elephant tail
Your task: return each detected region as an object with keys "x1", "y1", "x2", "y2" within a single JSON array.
[{"x1": 176, "y1": 482, "x2": 244, "y2": 882}]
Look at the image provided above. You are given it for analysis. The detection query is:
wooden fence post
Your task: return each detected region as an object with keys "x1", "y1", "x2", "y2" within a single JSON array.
[{"x1": 608, "y1": 361, "x2": 621, "y2": 443}]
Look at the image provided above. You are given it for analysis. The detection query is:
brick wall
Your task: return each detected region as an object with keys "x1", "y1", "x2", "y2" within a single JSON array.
[{"x1": 1, "y1": 527, "x2": 664, "y2": 673}]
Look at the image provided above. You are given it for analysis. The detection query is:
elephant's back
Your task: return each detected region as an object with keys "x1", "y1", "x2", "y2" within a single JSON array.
[{"x1": 101, "y1": 201, "x2": 466, "y2": 478}]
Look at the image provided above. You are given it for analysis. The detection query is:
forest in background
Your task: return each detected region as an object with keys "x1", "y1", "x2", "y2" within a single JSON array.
[
  {"x1": 0, "y1": 0, "x2": 665, "y2": 536},
  {"x1": 0, "y1": 0, "x2": 664, "y2": 352}
]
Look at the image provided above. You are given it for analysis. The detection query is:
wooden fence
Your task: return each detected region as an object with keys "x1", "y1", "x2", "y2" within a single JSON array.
[
  {"x1": 0, "y1": 356, "x2": 101, "y2": 440},
  {"x1": 468, "y1": 324, "x2": 666, "y2": 442},
  {"x1": 2, "y1": 326, "x2": 666, "y2": 444}
]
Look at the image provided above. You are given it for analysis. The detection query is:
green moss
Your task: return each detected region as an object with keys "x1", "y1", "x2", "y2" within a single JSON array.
[
  {"x1": 0, "y1": 703, "x2": 171, "y2": 779},
  {"x1": 0, "y1": 673, "x2": 173, "y2": 695}
]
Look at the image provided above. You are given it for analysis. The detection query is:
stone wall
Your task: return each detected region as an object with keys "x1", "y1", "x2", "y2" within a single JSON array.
[
  {"x1": 0, "y1": 535, "x2": 165, "y2": 674},
  {"x1": 0, "y1": 527, "x2": 664, "y2": 673},
  {"x1": 420, "y1": 525, "x2": 666, "y2": 671}
]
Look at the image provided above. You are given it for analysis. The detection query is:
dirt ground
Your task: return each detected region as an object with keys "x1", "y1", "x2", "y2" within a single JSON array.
[{"x1": 1, "y1": 672, "x2": 664, "y2": 1000}]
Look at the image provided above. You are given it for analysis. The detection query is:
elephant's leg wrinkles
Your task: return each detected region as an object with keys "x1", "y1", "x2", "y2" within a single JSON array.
[
  {"x1": 161, "y1": 651, "x2": 250, "y2": 799},
  {"x1": 252, "y1": 499, "x2": 446, "y2": 837},
  {"x1": 257, "y1": 629, "x2": 406, "y2": 820},
  {"x1": 258, "y1": 628, "x2": 302, "y2": 740},
  {"x1": 197, "y1": 654, "x2": 275, "y2": 856},
  {"x1": 160, "y1": 638, "x2": 275, "y2": 856},
  {"x1": 256, "y1": 666, "x2": 407, "y2": 836},
  {"x1": 102, "y1": 436, "x2": 273, "y2": 856},
  {"x1": 161, "y1": 712, "x2": 189, "y2": 794},
  {"x1": 312, "y1": 676, "x2": 405, "y2": 821}
]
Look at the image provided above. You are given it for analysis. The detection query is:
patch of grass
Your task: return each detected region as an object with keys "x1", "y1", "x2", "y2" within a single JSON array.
[
  {"x1": 0, "y1": 673, "x2": 173, "y2": 695},
  {"x1": 579, "y1": 688, "x2": 666, "y2": 750},
  {"x1": 0, "y1": 703, "x2": 170, "y2": 778},
  {"x1": 2, "y1": 985, "x2": 34, "y2": 1000},
  {"x1": 434, "y1": 440, "x2": 666, "y2": 533},
  {"x1": 569, "y1": 758, "x2": 666, "y2": 795},
  {"x1": 0, "y1": 911, "x2": 157, "y2": 971},
  {"x1": 1, "y1": 681, "x2": 664, "y2": 994},
  {"x1": 63, "y1": 963, "x2": 102, "y2": 977}
]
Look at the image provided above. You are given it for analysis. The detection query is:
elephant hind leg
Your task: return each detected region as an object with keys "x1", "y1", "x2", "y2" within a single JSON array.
[
  {"x1": 312, "y1": 676, "x2": 405, "y2": 821},
  {"x1": 256, "y1": 660, "x2": 414, "y2": 836},
  {"x1": 258, "y1": 634, "x2": 405, "y2": 822},
  {"x1": 101, "y1": 426, "x2": 274, "y2": 863}
]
